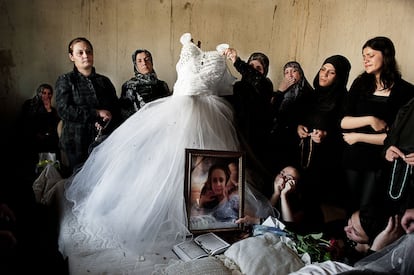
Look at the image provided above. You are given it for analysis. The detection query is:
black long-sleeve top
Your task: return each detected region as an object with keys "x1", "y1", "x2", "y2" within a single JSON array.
[
  {"x1": 230, "y1": 58, "x2": 274, "y2": 166},
  {"x1": 55, "y1": 67, "x2": 120, "y2": 168}
]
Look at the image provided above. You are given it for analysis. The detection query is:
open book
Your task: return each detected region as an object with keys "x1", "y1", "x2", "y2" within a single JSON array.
[{"x1": 172, "y1": 232, "x2": 230, "y2": 261}]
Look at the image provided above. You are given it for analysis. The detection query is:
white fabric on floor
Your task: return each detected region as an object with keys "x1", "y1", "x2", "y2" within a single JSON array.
[{"x1": 59, "y1": 193, "x2": 180, "y2": 274}]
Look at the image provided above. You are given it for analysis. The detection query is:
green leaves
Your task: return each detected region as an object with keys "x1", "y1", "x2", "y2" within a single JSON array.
[{"x1": 288, "y1": 231, "x2": 334, "y2": 263}]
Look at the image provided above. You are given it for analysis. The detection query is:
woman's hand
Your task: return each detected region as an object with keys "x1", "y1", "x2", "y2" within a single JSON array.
[
  {"x1": 281, "y1": 179, "x2": 296, "y2": 196},
  {"x1": 310, "y1": 129, "x2": 327, "y2": 143},
  {"x1": 370, "y1": 215, "x2": 404, "y2": 251},
  {"x1": 385, "y1": 145, "x2": 405, "y2": 162},
  {"x1": 401, "y1": 208, "x2": 414, "y2": 233},
  {"x1": 199, "y1": 190, "x2": 217, "y2": 207},
  {"x1": 403, "y1": 152, "x2": 414, "y2": 166},
  {"x1": 224, "y1": 48, "x2": 238, "y2": 63},
  {"x1": 384, "y1": 146, "x2": 414, "y2": 165},
  {"x1": 95, "y1": 109, "x2": 112, "y2": 130},
  {"x1": 370, "y1": 116, "x2": 388, "y2": 132},
  {"x1": 273, "y1": 177, "x2": 285, "y2": 194},
  {"x1": 278, "y1": 76, "x2": 296, "y2": 92},
  {"x1": 235, "y1": 215, "x2": 260, "y2": 225},
  {"x1": 297, "y1": 125, "x2": 310, "y2": 139},
  {"x1": 342, "y1": 132, "x2": 360, "y2": 145}
]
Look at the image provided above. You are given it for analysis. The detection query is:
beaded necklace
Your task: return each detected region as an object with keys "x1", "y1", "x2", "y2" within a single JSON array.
[
  {"x1": 388, "y1": 159, "x2": 412, "y2": 200},
  {"x1": 300, "y1": 137, "x2": 313, "y2": 169}
]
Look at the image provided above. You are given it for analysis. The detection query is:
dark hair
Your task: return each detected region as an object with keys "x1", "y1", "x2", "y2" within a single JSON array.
[
  {"x1": 132, "y1": 49, "x2": 153, "y2": 64},
  {"x1": 248, "y1": 52, "x2": 270, "y2": 77},
  {"x1": 201, "y1": 163, "x2": 230, "y2": 192},
  {"x1": 132, "y1": 49, "x2": 153, "y2": 74},
  {"x1": 68, "y1": 37, "x2": 93, "y2": 54},
  {"x1": 199, "y1": 163, "x2": 230, "y2": 209},
  {"x1": 359, "y1": 205, "x2": 389, "y2": 244},
  {"x1": 36, "y1": 83, "x2": 53, "y2": 97},
  {"x1": 360, "y1": 36, "x2": 401, "y2": 91}
]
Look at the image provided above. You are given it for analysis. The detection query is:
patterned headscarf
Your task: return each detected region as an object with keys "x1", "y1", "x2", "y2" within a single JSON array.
[
  {"x1": 131, "y1": 49, "x2": 159, "y2": 85},
  {"x1": 279, "y1": 61, "x2": 311, "y2": 112}
]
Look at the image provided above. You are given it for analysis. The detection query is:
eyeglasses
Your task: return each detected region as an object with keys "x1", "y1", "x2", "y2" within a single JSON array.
[{"x1": 279, "y1": 170, "x2": 295, "y2": 181}]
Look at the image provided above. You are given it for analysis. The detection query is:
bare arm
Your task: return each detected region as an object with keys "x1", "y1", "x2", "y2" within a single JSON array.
[
  {"x1": 270, "y1": 177, "x2": 285, "y2": 206},
  {"x1": 343, "y1": 132, "x2": 386, "y2": 146},
  {"x1": 341, "y1": 116, "x2": 387, "y2": 132},
  {"x1": 370, "y1": 215, "x2": 404, "y2": 252},
  {"x1": 279, "y1": 181, "x2": 295, "y2": 222}
]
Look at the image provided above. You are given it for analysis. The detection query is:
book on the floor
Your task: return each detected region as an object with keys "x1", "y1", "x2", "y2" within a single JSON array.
[{"x1": 172, "y1": 232, "x2": 230, "y2": 261}]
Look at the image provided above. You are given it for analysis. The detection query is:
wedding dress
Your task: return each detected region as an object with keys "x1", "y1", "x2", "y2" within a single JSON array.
[{"x1": 63, "y1": 33, "x2": 249, "y2": 257}]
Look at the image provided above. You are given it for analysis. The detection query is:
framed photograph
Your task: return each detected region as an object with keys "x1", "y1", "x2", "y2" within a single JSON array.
[{"x1": 184, "y1": 148, "x2": 245, "y2": 234}]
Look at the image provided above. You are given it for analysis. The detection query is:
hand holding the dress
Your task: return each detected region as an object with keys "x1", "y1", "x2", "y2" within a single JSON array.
[{"x1": 224, "y1": 48, "x2": 238, "y2": 63}]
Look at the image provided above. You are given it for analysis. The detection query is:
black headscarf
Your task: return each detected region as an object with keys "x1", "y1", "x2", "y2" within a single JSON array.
[
  {"x1": 279, "y1": 61, "x2": 313, "y2": 112},
  {"x1": 314, "y1": 55, "x2": 351, "y2": 91},
  {"x1": 312, "y1": 55, "x2": 351, "y2": 112},
  {"x1": 247, "y1": 52, "x2": 270, "y2": 77}
]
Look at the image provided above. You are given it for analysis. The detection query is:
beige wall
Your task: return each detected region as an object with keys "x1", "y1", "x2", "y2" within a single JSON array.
[{"x1": 1, "y1": 0, "x2": 414, "y2": 136}]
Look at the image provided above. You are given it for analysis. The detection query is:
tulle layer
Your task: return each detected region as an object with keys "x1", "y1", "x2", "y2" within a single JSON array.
[{"x1": 64, "y1": 95, "x2": 240, "y2": 255}]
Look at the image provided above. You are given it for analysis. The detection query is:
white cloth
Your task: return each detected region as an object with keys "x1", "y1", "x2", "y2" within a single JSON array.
[
  {"x1": 63, "y1": 33, "x2": 241, "y2": 258},
  {"x1": 288, "y1": 261, "x2": 353, "y2": 275},
  {"x1": 224, "y1": 233, "x2": 305, "y2": 275},
  {"x1": 33, "y1": 163, "x2": 63, "y2": 205}
]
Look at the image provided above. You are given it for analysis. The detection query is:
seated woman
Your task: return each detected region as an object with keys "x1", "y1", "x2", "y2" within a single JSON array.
[
  {"x1": 237, "y1": 165, "x2": 324, "y2": 234},
  {"x1": 269, "y1": 166, "x2": 303, "y2": 224}
]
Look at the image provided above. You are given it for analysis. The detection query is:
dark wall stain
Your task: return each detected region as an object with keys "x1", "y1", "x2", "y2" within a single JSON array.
[{"x1": 0, "y1": 49, "x2": 15, "y2": 98}]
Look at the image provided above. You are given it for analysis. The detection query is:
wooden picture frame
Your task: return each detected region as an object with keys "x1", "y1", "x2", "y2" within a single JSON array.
[{"x1": 184, "y1": 148, "x2": 245, "y2": 234}]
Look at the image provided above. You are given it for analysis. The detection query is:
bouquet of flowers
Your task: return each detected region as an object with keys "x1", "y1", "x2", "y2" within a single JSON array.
[{"x1": 288, "y1": 232, "x2": 344, "y2": 263}]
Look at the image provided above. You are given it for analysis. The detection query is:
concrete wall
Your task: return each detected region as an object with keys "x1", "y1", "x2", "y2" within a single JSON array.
[{"x1": 1, "y1": 0, "x2": 414, "y2": 136}]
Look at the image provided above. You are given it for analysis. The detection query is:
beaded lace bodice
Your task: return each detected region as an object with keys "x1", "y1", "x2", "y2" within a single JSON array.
[{"x1": 173, "y1": 33, "x2": 236, "y2": 96}]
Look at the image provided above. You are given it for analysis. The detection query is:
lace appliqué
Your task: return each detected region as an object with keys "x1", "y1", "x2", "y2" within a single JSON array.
[{"x1": 173, "y1": 33, "x2": 235, "y2": 96}]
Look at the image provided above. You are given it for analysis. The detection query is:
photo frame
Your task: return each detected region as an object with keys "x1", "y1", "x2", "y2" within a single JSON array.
[{"x1": 184, "y1": 148, "x2": 245, "y2": 234}]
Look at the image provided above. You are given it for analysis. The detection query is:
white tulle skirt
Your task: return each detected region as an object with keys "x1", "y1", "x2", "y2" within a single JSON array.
[{"x1": 64, "y1": 94, "x2": 241, "y2": 255}]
